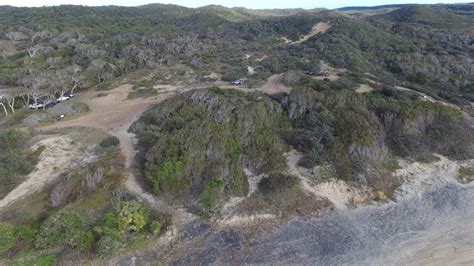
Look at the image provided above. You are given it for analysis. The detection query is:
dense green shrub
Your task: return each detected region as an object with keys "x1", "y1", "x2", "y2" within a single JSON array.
[
  {"x1": 0, "y1": 222, "x2": 16, "y2": 253},
  {"x1": 15, "y1": 224, "x2": 36, "y2": 244},
  {"x1": 0, "y1": 130, "x2": 37, "y2": 184},
  {"x1": 258, "y1": 173, "x2": 299, "y2": 195},
  {"x1": 100, "y1": 136, "x2": 120, "y2": 148},
  {"x1": 97, "y1": 229, "x2": 125, "y2": 258},
  {"x1": 116, "y1": 201, "x2": 150, "y2": 233},
  {"x1": 35, "y1": 211, "x2": 92, "y2": 251},
  {"x1": 199, "y1": 178, "x2": 224, "y2": 214}
]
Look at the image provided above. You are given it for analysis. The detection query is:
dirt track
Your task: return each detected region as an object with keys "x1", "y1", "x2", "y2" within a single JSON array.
[{"x1": 40, "y1": 84, "x2": 183, "y2": 209}]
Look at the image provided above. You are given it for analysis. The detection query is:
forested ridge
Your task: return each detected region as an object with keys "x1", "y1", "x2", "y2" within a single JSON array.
[{"x1": 0, "y1": 3, "x2": 473, "y2": 114}]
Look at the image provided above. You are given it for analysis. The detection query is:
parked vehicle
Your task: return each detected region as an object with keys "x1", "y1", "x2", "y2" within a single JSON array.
[
  {"x1": 45, "y1": 101, "x2": 59, "y2": 108},
  {"x1": 231, "y1": 80, "x2": 243, "y2": 85},
  {"x1": 57, "y1": 96, "x2": 70, "y2": 102},
  {"x1": 29, "y1": 102, "x2": 44, "y2": 109}
]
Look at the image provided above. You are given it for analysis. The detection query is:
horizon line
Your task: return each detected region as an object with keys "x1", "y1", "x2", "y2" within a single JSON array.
[{"x1": 0, "y1": 2, "x2": 471, "y2": 10}]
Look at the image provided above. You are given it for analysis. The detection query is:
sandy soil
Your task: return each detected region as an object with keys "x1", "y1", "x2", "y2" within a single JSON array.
[
  {"x1": 312, "y1": 61, "x2": 347, "y2": 81},
  {"x1": 261, "y1": 74, "x2": 293, "y2": 94},
  {"x1": 0, "y1": 135, "x2": 95, "y2": 209},
  {"x1": 219, "y1": 213, "x2": 276, "y2": 227},
  {"x1": 355, "y1": 83, "x2": 375, "y2": 94},
  {"x1": 394, "y1": 86, "x2": 461, "y2": 110},
  {"x1": 0, "y1": 40, "x2": 17, "y2": 56}
]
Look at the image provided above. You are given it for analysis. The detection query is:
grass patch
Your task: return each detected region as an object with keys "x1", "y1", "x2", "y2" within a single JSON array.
[
  {"x1": 8, "y1": 252, "x2": 57, "y2": 266},
  {"x1": 127, "y1": 87, "x2": 158, "y2": 99}
]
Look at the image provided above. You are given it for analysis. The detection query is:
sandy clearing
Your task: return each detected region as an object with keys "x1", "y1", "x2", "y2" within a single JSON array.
[
  {"x1": 0, "y1": 135, "x2": 94, "y2": 209},
  {"x1": 0, "y1": 40, "x2": 17, "y2": 56},
  {"x1": 261, "y1": 74, "x2": 293, "y2": 94},
  {"x1": 355, "y1": 84, "x2": 375, "y2": 94},
  {"x1": 312, "y1": 60, "x2": 346, "y2": 81}
]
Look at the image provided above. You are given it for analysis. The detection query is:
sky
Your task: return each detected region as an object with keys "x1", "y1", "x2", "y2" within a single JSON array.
[{"x1": 0, "y1": 0, "x2": 466, "y2": 9}]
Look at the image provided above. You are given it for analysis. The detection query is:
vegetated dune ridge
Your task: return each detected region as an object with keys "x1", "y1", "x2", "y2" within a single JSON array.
[
  {"x1": 157, "y1": 156, "x2": 474, "y2": 265},
  {"x1": 5, "y1": 81, "x2": 472, "y2": 264}
]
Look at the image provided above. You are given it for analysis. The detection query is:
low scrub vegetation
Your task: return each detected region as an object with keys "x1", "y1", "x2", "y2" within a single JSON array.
[
  {"x1": 1, "y1": 200, "x2": 163, "y2": 260},
  {"x1": 0, "y1": 129, "x2": 43, "y2": 198},
  {"x1": 238, "y1": 172, "x2": 331, "y2": 218}
]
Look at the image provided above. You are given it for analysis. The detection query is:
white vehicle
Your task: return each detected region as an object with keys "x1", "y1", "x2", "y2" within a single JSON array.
[
  {"x1": 57, "y1": 96, "x2": 70, "y2": 102},
  {"x1": 29, "y1": 102, "x2": 44, "y2": 109}
]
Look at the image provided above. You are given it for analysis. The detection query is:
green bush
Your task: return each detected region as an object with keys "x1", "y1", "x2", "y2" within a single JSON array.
[
  {"x1": 0, "y1": 222, "x2": 16, "y2": 253},
  {"x1": 0, "y1": 130, "x2": 38, "y2": 187},
  {"x1": 258, "y1": 173, "x2": 299, "y2": 195},
  {"x1": 100, "y1": 136, "x2": 120, "y2": 148},
  {"x1": 199, "y1": 178, "x2": 224, "y2": 214},
  {"x1": 97, "y1": 229, "x2": 124, "y2": 258},
  {"x1": 35, "y1": 211, "x2": 92, "y2": 251},
  {"x1": 15, "y1": 224, "x2": 36, "y2": 243},
  {"x1": 149, "y1": 220, "x2": 161, "y2": 234},
  {"x1": 117, "y1": 201, "x2": 149, "y2": 233}
]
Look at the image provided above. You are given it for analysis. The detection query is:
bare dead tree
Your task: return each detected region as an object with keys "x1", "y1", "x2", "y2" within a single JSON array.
[
  {"x1": 82, "y1": 167, "x2": 104, "y2": 190},
  {"x1": 0, "y1": 95, "x2": 9, "y2": 116}
]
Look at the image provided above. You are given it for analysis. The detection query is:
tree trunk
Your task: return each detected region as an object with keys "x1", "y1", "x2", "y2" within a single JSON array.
[
  {"x1": 21, "y1": 94, "x2": 30, "y2": 105},
  {"x1": 0, "y1": 103, "x2": 8, "y2": 116},
  {"x1": 8, "y1": 98, "x2": 15, "y2": 113}
]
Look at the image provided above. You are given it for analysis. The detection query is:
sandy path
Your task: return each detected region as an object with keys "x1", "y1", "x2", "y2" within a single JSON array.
[
  {"x1": 355, "y1": 83, "x2": 375, "y2": 94},
  {"x1": 281, "y1": 22, "x2": 331, "y2": 44},
  {"x1": 394, "y1": 86, "x2": 461, "y2": 110},
  {"x1": 0, "y1": 135, "x2": 93, "y2": 209}
]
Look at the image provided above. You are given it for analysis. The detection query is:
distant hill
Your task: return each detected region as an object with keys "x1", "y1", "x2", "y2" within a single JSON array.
[
  {"x1": 336, "y1": 4, "x2": 410, "y2": 12},
  {"x1": 198, "y1": 5, "x2": 325, "y2": 22},
  {"x1": 379, "y1": 5, "x2": 474, "y2": 27}
]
